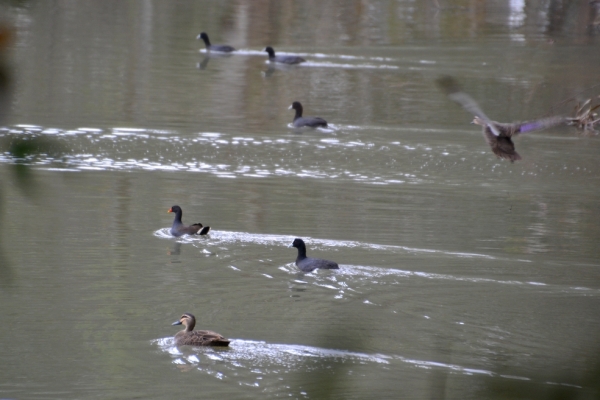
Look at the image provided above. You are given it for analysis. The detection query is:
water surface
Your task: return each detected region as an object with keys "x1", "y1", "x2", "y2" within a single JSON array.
[{"x1": 1, "y1": 1, "x2": 599, "y2": 399}]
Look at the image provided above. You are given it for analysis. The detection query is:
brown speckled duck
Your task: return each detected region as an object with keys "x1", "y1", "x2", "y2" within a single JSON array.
[
  {"x1": 172, "y1": 313, "x2": 230, "y2": 347},
  {"x1": 436, "y1": 76, "x2": 566, "y2": 162},
  {"x1": 167, "y1": 205, "x2": 210, "y2": 237}
]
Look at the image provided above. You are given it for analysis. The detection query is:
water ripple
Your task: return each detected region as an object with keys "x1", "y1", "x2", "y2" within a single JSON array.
[
  {"x1": 152, "y1": 337, "x2": 578, "y2": 392},
  {"x1": 1, "y1": 125, "x2": 439, "y2": 185},
  {"x1": 154, "y1": 230, "x2": 600, "y2": 295},
  {"x1": 154, "y1": 229, "x2": 499, "y2": 259}
]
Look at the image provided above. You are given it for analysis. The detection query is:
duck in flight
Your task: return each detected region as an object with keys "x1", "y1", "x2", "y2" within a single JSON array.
[{"x1": 436, "y1": 76, "x2": 566, "y2": 162}]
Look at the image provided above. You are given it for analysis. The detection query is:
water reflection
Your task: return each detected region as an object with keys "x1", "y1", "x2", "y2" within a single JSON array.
[
  {"x1": 7, "y1": 123, "x2": 594, "y2": 187},
  {"x1": 168, "y1": 242, "x2": 182, "y2": 256},
  {"x1": 508, "y1": 0, "x2": 526, "y2": 29},
  {"x1": 196, "y1": 53, "x2": 233, "y2": 71},
  {"x1": 154, "y1": 337, "x2": 390, "y2": 395},
  {"x1": 592, "y1": 1, "x2": 600, "y2": 30},
  {"x1": 154, "y1": 337, "x2": 581, "y2": 395}
]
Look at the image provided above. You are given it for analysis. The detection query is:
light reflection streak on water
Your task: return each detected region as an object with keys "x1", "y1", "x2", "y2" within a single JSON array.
[
  {"x1": 300, "y1": 61, "x2": 400, "y2": 70},
  {"x1": 1, "y1": 125, "x2": 439, "y2": 185},
  {"x1": 152, "y1": 338, "x2": 580, "y2": 389},
  {"x1": 9, "y1": 125, "x2": 588, "y2": 185},
  {"x1": 199, "y1": 49, "x2": 402, "y2": 69},
  {"x1": 200, "y1": 49, "x2": 397, "y2": 63},
  {"x1": 153, "y1": 229, "x2": 600, "y2": 295},
  {"x1": 155, "y1": 228, "x2": 498, "y2": 259}
]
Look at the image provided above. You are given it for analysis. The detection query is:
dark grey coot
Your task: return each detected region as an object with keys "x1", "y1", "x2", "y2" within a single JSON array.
[
  {"x1": 289, "y1": 101, "x2": 328, "y2": 128},
  {"x1": 264, "y1": 46, "x2": 305, "y2": 65},
  {"x1": 197, "y1": 32, "x2": 235, "y2": 53},
  {"x1": 289, "y1": 238, "x2": 339, "y2": 272},
  {"x1": 168, "y1": 205, "x2": 210, "y2": 237}
]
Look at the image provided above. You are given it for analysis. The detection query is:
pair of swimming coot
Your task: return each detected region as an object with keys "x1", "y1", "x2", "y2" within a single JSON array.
[
  {"x1": 170, "y1": 238, "x2": 338, "y2": 347},
  {"x1": 197, "y1": 32, "x2": 306, "y2": 65},
  {"x1": 168, "y1": 206, "x2": 338, "y2": 270}
]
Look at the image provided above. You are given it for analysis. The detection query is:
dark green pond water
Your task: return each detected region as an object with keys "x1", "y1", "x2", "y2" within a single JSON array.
[{"x1": 1, "y1": 1, "x2": 599, "y2": 399}]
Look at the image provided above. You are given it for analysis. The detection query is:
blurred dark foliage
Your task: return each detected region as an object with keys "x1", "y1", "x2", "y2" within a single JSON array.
[
  {"x1": 482, "y1": 350, "x2": 600, "y2": 400},
  {"x1": 0, "y1": 22, "x2": 67, "y2": 286},
  {"x1": 0, "y1": 22, "x2": 14, "y2": 286},
  {"x1": 1, "y1": 134, "x2": 67, "y2": 198},
  {"x1": 0, "y1": 23, "x2": 12, "y2": 123}
]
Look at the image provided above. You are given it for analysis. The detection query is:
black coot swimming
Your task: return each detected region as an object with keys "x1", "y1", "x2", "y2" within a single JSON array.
[
  {"x1": 289, "y1": 238, "x2": 339, "y2": 272},
  {"x1": 264, "y1": 46, "x2": 305, "y2": 65},
  {"x1": 197, "y1": 32, "x2": 235, "y2": 53},
  {"x1": 436, "y1": 75, "x2": 565, "y2": 162},
  {"x1": 289, "y1": 101, "x2": 328, "y2": 128},
  {"x1": 167, "y1": 205, "x2": 210, "y2": 237}
]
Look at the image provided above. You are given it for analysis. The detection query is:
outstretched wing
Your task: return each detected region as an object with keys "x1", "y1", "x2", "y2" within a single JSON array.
[
  {"x1": 515, "y1": 116, "x2": 566, "y2": 134},
  {"x1": 436, "y1": 76, "x2": 502, "y2": 137}
]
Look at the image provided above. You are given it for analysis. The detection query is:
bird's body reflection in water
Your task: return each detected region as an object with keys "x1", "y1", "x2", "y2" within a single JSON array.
[
  {"x1": 196, "y1": 52, "x2": 234, "y2": 70},
  {"x1": 168, "y1": 242, "x2": 182, "y2": 257}
]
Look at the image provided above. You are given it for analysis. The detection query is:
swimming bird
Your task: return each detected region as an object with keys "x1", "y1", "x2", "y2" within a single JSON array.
[
  {"x1": 167, "y1": 205, "x2": 210, "y2": 237},
  {"x1": 436, "y1": 75, "x2": 566, "y2": 162},
  {"x1": 289, "y1": 238, "x2": 339, "y2": 272},
  {"x1": 172, "y1": 313, "x2": 230, "y2": 346},
  {"x1": 264, "y1": 46, "x2": 305, "y2": 65},
  {"x1": 197, "y1": 32, "x2": 235, "y2": 53},
  {"x1": 289, "y1": 101, "x2": 328, "y2": 128}
]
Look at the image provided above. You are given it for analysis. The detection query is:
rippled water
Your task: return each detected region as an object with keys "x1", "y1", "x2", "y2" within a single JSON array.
[{"x1": 1, "y1": 1, "x2": 600, "y2": 399}]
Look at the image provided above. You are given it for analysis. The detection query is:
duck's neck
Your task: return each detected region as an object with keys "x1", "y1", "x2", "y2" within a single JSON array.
[
  {"x1": 172, "y1": 210, "x2": 183, "y2": 224},
  {"x1": 294, "y1": 107, "x2": 303, "y2": 121},
  {"x1": 201, "y1": 36, "x2": 211, "y2": 47},
  {"x1": 184, "y1": 321, "x2": 195, "y2": 332},
  {"x1": 296, "y1": 244, "x2": 307, "y2": 261}
]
